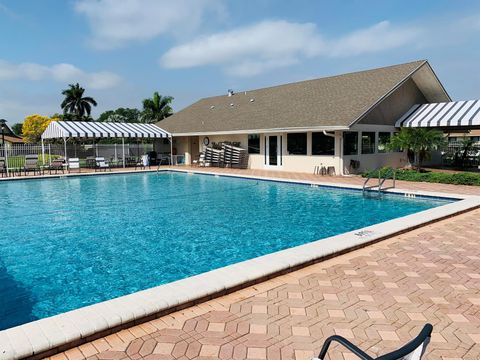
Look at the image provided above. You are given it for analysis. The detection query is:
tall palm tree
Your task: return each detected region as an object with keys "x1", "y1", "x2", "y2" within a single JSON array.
[
  {"x1": 387, "y1": 128, "x2": 447, "y2": 170},
  {"x1": 61, "y1": 83, "x2": 97, "y2": 121},
  {"x1": 141, "y1": 92, "x2": 173, "y2": 123}
]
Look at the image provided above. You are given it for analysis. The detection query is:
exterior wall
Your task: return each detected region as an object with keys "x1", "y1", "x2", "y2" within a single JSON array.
[
  {"x1": 172, "y1": 126, "x2": 408, "y2": 174},
  {"x1": 254, "y1": 132, "x2": 341, "y2": 174},
  {"x1": 359, "y1": 78, "x2": 427, "y2": 126},
  {"x1": 344, "y1": 124, "x2": 408, "y2": 174}
]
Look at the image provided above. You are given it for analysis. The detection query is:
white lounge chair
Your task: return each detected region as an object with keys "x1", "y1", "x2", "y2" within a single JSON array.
[
  {"x1": 95, "y1": 157, "x2": 110, "y2": 172},
  {"x1": 68, "y1": 158, "x2": 81, "y2": 173}
]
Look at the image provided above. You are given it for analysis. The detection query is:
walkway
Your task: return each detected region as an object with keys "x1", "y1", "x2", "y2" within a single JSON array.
[{"x1": 47, "y1": 190, "x2": 480, "y2": 359}]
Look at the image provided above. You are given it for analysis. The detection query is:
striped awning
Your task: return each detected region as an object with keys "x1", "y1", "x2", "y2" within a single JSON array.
[
  {"x1": 41, "y1": 121, "x2": 171, "y2": 139},
  {"x1": 395, "y1": 100, "x2": 480, "y2": 128}
]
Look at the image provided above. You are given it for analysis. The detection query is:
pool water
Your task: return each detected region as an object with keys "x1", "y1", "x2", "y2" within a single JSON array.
[{"x1": 0, "y1": 172, "x2": 452, "y2": 330}]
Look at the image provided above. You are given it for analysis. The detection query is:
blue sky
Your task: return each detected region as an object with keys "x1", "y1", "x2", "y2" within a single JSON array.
[{"x1": 1, "y1": 0, "x2": 480, "y2": 124}]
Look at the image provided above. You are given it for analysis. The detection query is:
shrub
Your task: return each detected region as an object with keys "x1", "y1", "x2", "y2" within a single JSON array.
[{"x1": 362, "y1": 167, "x2": 480, "y2": 186}]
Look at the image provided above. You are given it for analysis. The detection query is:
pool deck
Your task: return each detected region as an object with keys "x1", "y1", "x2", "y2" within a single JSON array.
[
  {"x1": 0, "y1": 166, "x2": 480, "y2": 360},
  {"x1": 2, "y1": 167, "x2": 480, "y2": 360}
]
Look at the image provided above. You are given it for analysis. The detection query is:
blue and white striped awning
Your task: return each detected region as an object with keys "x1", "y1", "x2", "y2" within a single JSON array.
[
  {"x1": 395, "y1": 100, "x2": 480, "y2": 128},
  {"x1": 42, "y1": 121, "x2": 171, "y2": 139}
]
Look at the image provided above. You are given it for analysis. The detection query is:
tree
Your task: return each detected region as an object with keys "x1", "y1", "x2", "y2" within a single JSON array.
[
  {"x1": 387, "y1": 128, "x2": 447, "y2": 170},
  {"x1": 141, "y1": 92, "x2": 173, "y2": 123},
  {"x1": 22, "y1": 115, "x2": 58, "y2": 143},
  {"x1": 11, "y1": 123, "x2": 23, "y2": 136},
  {"x1": 98, "y1": 108, "x2": 141, "y2": 123},
  {"x1": 454, "y1": 137, "x2": 476, "y2": 168},
  {"x1": 61, "y1": 83, "x2": 97, "y2": 121}
]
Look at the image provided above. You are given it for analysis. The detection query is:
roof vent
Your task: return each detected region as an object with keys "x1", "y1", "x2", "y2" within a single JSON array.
[
  {"x1": 230, "y1": 103, "x2": 234, "y2": 107},
  {"x1": 250, "y1": 98, "x2": 254, "y2": 102},
  {"x1": 210, "y1": 105, "x2": 215, "y2": 109},
  {"x1": 227, "y1": 89, "x2": 234, "y2": 97}
]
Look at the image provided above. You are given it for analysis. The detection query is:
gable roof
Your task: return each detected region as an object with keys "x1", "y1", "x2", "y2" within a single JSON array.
[{"x1": 158, "y1": 60, "x2": 449, "y2": 135}]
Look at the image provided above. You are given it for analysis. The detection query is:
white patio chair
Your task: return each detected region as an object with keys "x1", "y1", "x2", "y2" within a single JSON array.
[
  {"x1": 68, "y1": 158, "x2": 80, "y2": 173},
  {"x1": 95, "y1": 157, "x2": 110, "y2": 172}
]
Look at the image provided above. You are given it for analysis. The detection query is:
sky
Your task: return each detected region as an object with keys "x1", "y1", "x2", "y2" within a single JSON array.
[{"x1": 1, "y1": 0, "x2": 480, "y2": 125}]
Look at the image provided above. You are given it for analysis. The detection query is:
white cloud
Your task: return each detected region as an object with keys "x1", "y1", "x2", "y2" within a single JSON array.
[
  {"x1": 75, "y1": 0, "x2": 225, "y2": 49},
  {"x1": 330, "y1": 21, "x2": 420, "y2": 57},
  {"x1": 0, "y1": 60, "x2": 121, "y2": 89},
  {"x1": 161, "y1": 20, "x2": 325, "y2": 76},
  {"x1": 160, "y1": 20, "x2": 421, "y2": 77}
]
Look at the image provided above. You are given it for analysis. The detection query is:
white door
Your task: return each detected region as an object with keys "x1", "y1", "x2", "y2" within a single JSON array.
[{"x1": 265, "y1": 135, "x2": 282, "y2": 167}]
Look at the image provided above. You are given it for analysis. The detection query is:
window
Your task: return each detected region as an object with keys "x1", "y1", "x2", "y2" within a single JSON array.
[
  {"x1": 312, "y1": 132, "x2": 335, "y2": 155},
  {"x1": 343, "y1": 132, "x2": 358, "y2": 155},
  {"x1": 361, "y1": 132, "x2": 376, "y2": 154},
  {"x1": 377, "y1": 132, "x2": 391, "y2": 153},
  {"x1": 287, "y1": 133, "x2": 307, "y2": 155},
  {"x1": 248, "y1": 134, "x2": 260, "y2": 154}
]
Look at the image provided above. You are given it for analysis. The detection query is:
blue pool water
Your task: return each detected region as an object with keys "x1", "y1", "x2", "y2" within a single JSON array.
[{"x1": 0, "y1": 172, "x2": 452, "y2": 330}]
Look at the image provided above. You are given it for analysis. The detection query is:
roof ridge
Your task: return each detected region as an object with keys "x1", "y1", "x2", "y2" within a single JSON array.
[{"x1": 197, "y1": 59, "x2": 427, "y2": 102}]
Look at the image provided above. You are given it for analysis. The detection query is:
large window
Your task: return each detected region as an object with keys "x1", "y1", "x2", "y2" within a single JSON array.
[
  {"x1": 343, "y1": 132, "x2": 358, "y2": 155},
  {"x1": 312, "y1": 132, "x2": 335, "y2": 155},
  {"x1": 287, "y1": 133, "x2": 307, "y2": 155},
  {"x1": 248, "y1": 134, "x2": 260, "y2": 154},
  {"x1": 361, "y1": 132, "x2": 376, "y2": 154},
  {"x1": 378, "y1": 132, "x2": 391, "y2": 153}
]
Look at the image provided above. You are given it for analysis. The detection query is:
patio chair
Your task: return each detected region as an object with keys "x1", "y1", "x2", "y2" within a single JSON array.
[
  {"x1": 47, "y1": 158, "x2": 66, "y2": 174},
  {"x1": 23, "y1": 155, "x2": 41, "y2": 176},
  {"x1": 86, "y1": 156, "x2": 97, "y2": 169},
  {"x1": 68, "y1": 158, "x2": 81, "y2": 173},
  {"x1": 0, "y1": 158, "x2": 7, "y2": 177},
  {"x1": 158, "y1": 154, "x2": 171, "y2": 165},
  {"x1": 313, "y1": 323, "x2": 432, "y2": 360},
  {"x1": 95, "y1": 157, "x2": 110, "y2": 172}
]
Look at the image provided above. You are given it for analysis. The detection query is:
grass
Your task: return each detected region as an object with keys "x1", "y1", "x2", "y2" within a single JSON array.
[
  {"x1": 363, "y1": 167, "x2": 480, "y2": 186},
  {"x1": 5, "y1": 154, "x2": 61, "y2": 168}
]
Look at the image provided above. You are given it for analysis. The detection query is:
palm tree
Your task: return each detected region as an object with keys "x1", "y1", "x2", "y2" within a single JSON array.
[
  {"x1": 141, "y1": 92, "x2": 173, "y2": 123},
  {"x1": 61, "y1": 83, "x2": 97, "y2": 121},
  {"x1": 387, "y1": 128, "x2": 447, "y2": 170}
]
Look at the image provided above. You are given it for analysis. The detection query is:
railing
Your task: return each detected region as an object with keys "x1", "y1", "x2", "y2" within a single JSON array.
[{"x1": 363, "y1": 167, "x2": 396, "y2": 194}]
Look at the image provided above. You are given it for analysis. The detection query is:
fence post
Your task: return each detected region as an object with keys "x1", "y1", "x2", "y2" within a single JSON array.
[{"x1": 5, "y1": 143, "x2": 9, "y2": 177}]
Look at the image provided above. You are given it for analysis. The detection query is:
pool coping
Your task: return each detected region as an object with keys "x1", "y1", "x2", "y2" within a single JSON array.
[{"x1": 1, "y1": 170, "x2": 479, "y2": 359}]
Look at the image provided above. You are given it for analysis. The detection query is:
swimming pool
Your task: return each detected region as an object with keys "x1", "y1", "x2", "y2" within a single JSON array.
[{"x1": 0, "y1": 171, "x2": 452, "y2": 330}]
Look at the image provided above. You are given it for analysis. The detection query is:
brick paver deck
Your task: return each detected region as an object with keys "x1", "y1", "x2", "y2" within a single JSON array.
[{"x1": 48, "y1": 207, "x2": 480, "y2": 360}]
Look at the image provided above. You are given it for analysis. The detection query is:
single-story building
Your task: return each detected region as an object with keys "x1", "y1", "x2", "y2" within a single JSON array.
[
  {"x1": 157, "y1": 60, "x2": 453, "y2": 174},
  {"x1": 0, "y1": 123, "x2": 23, "y2": 145}
]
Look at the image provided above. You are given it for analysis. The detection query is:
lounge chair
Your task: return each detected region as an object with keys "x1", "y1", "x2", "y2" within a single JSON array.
[
  {"x1": 47, "y1": 158, "x2": 66, "y2": 174},
  {"x1": 68, "y1": 158, "x2": 81, "y2": 173},
  {"x1": 313, "y1": 323, "x2": 432, "y2": 360},
  {"x1": 23, "y1": 155, "x2": 41, "y2": 176},
  {"x1": 0, "y1": 158, "x2": 7, "y2": 177},
  {"x1": 95, "y1": 157, "x2": 110, "y2": 172}
]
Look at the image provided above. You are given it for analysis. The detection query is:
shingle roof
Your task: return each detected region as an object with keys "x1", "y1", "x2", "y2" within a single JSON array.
[{"x1": 158, "y1": 60, "x2": 428, "y2": 134}]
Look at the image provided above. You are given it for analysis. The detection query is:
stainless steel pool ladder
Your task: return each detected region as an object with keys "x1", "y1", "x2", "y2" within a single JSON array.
[{"x1": 362, "y1": 167, "x2": 396, "y2": 194}]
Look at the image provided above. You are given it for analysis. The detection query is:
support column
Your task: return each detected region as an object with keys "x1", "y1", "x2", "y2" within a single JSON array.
[
  {"x1": 41, "y1": 138, "x2": 45, "y2": 165},
  {"x1": 170, "y1": 137, "x2": 173, "y2": 165},
  {"x1": 63, "y1": 138, "x2": 67, "y2": 160},
  {"x1": 122, "y1": 137, "x2": 125, "y2": 168}
]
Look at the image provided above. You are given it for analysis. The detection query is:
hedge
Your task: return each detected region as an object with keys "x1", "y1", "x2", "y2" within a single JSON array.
[{"x1": 362, "y1": 168, "x2": 480, "y2": 186}]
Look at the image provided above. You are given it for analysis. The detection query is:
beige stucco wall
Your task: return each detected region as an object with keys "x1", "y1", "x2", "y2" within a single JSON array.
[{"x1": 172, "y1": 126, "x2": 408, "y2": 175}]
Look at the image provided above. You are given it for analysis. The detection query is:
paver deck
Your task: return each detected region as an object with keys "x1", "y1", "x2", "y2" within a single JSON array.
[{"x1": 43, "y1": 169, "x2": 480, "y2": 360}]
